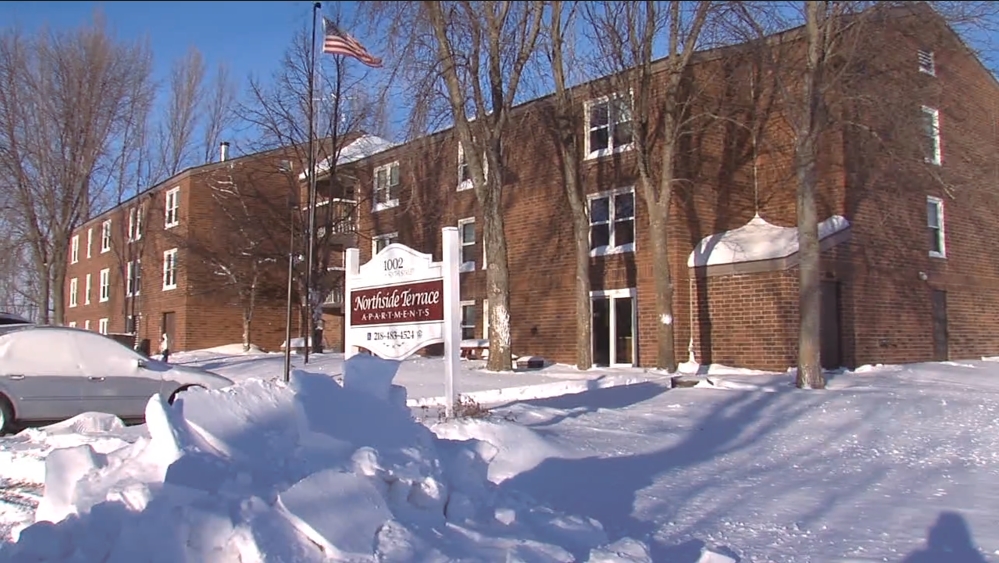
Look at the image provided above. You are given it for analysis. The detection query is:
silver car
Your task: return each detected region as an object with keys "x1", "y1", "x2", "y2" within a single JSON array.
[{"x1": 0, "y1": 325, "x2": 234, "y2": 434}]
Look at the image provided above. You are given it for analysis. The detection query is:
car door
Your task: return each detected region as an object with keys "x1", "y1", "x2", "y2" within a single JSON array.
[
  {"x1": 70, "y1": 331, "x2": 164, "y2": 418},
  {"x1": 0, "y1": 328, "x2": 91, "y2": 422}
]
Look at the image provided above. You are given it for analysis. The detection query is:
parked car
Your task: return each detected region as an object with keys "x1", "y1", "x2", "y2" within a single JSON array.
[
  {"x1": 0, "y1": 312, "x2": 32, "y2": 326},
  {"x1": 0, "y1": 325, "x2": 234, "y2": 434}
]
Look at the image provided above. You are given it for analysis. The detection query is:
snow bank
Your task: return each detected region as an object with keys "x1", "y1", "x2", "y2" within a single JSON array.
[
  {"x1": 3, "y1": 356, "x2": 644, "y2": 562},
  {"x1": 200, "y1": 343, "x2": 266, "y2": 355},
  {"x1": 687, "y1": 213, "x2": 850, "y2": 268}
]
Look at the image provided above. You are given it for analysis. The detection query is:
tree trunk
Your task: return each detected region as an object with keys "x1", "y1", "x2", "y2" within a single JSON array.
[
  {"x1": 648, "y1": 207, "x2": 677, "y2": 372},
  {"x1": 483, "y1": 192, "x2": 514, "y2": 372},
  {"x1": 794, "y1": 135, "x2": 824, "y2": 389},
  {"x1": 570, "y1": 198, "x2": 593, "y2": 370}
]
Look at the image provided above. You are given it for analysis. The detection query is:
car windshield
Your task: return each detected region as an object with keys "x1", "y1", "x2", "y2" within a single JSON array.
[{"x1": 0, "y1": 314, "x2": 29, "y2": 325}]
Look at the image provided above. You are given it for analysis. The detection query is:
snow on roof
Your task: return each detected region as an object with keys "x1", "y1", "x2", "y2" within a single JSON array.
[
  {"x1": 307, "y1": 134, "x2": 397, "y2": 179},
  {"x1": 687, "y1": 213, "x2": 850, "y2": 268}
]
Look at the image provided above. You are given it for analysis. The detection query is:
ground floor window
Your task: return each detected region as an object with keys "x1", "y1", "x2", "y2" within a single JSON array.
[{"x1": 591, "y1": 288, "x2": 636, "y2": 367}]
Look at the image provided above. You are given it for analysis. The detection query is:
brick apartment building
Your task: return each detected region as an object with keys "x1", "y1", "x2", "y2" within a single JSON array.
[{"x1": 64, "y1": 4, "x2": 999, "y2": 370}]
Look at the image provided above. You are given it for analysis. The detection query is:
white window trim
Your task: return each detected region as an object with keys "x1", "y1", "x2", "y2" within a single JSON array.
[
  {"x1": 128, "y1": 206, "x2": 143, "y2": 242},
  {"x1": 86, "y1": 228, "x2": 93, "y2": 259},
  {"x1": 100, "y1": 219, "x2": 112, "y2": 253},
  {"x1": 927, "y1": 195, "x2": 946, "y2": 259},
  {"x1": 84, "y1": 273, "x2": 91, "y2": 305},
  {"x1": 460, "y1": 300, "x2": 476, "y2": 341},
  {"x1": 483, "y1": 298, "x2": 490, "y2": 340},
  {"x1": 163, "y1": 248, "x2": 178, "y2": 290},
  {"x1": 922, "y1": 106, "x2": 942, "y2": 166},
  {"x1": 587, "y1": 186, "x2": 637, "y2": 257},
  {"x1": 372, "y1": 232, "x2": 399, "y2": 256},
  {"x1": 457, "y1": 142, "x2": 488, "y2": 192},
  {"x1": 68, "y1": 321, "x2": 76, "y2": 328},
  {"x1": 590, "y1": 288, "x2": 638, "y2": 367},
  {"x1": 99, "y1": 268, "x2": 110, "y2": 303},
  {"x1": 69, "y1": 278, "x2": 78, "y2": 308},
  {"x1": 165, "y1": 187, "x2": 180, "y2": 229},
  {"x1": 70, "y1": 235, "x2": 79, "y2": 264},
  {"x1": 98, "y1": 318, "x2": 109, "y2": 335},
  {"x1": 127, "y1": 260, "x2": 141, "y2": 296},
  {"x1": 918, "y1": 49, "x2": 936, "y2": 76},
  {"x1": 372, "y1": 162, "x2": 400, "y2": 212},
  {"x1": 457, "y1": 217, "x2": 477, "y2": 273},
  {"x1": 584, "y1": 92, "x2": 635, "y2": 160},
  {"x1": 84, "y1": 319, "x2": 90, "y2": 331}
]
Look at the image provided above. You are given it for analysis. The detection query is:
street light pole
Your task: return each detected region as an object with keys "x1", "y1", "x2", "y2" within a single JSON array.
[
  {"x1": 283, "y1": 197, "x2": 295, "y2": 383},
  {"x1": 304, "y1": 1, "x2": 322, "y2": 365}
]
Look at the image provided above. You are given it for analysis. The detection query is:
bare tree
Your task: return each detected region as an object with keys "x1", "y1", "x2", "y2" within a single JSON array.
[
  {"x1": 158, "y1": 46, "x2": 205, "y2": 177},
  {"x1": 201, "y1": 63, "x2": 238, "y2": 164},
  {"x1": 540, "y1": 0, "x2": 592, "y2": 370},
  {"x1": 582, "y1": 1, "x2": 714, "y2": 373},
  {"x1": 0, "y1": 15, "x2": 154, "y2": 325}
]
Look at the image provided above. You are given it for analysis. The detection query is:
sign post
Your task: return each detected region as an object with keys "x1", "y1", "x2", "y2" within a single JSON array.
[{"x1": 343, "y1": 227, "x2": 460, "y2": 417}]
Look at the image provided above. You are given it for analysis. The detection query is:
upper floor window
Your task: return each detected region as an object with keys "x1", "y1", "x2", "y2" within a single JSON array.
[
  {"x1": 69, "y1": 278, "x2": 78, "y2": 308},
  {"x1": 584, "y1": 94, "x2": 633, "y2": 159},
  {"x1": 927, "y1": 195, "x2": 946, "y2": 259},
  {"x1": 165, "y1": 187, "x2": 180, "y2": 228},
  {"x1": 457, "y1": 142, "x2": 488, "y2": 192},
  {"x1": 373, "y1": 232, "x2": 398, "y2": 255},
  {"x1": 458, "y1": 217, "x2": 479, "y2": 273},
  {"x1": 589, "y1": 187, "x2": 636, "y2": 256},
  {"x1": 101, "y1": 220, "x2": 112, "y2": 253},
  {"x1": 86, "y1": 228, "x2": 93, "y2": 259},
  {"x1": 918, "y1": 49, "x2": 936, "y2": 76},
  {"x1": 99, "y1": 268, "x2": 110, "y2": 302},
  {"x1": 70, "y1": 235, "x2": 79, "y2": 264},
  {"x1": 921, "y1": 106, "x2": 941, "y2": 166},
  {"x1": 128, "y1": 206, "x2": 143, "y2": 242},
  {"x1": 126, "y1": 260, "x2": 141, "y2": 296},
  {"x1": 85, "y1": 273, "x2": 91, "y2": 305},
  {"x1": 163, "y1": 248, "x2": 178, "y2": 290},
  {"x1": 373, "y1": 162, "x2": 400, "y2": 211}
]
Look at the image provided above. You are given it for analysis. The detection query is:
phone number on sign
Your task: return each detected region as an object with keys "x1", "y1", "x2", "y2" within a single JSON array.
[{"x1": 367, "y1": 329, "x2": 424, "y2": 341}]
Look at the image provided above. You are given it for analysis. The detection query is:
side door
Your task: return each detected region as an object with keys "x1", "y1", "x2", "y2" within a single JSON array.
[
  {"x1": 71, "y1": 331, "x2": 164, "y2": 418},
  {"x1": 0, "y1": 329, "x2": 90, "y2": 422}
]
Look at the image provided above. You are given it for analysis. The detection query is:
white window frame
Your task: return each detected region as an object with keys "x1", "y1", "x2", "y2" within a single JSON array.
[
  {"x1": 584, "y1": 92, "x2": 634, "y2": 160},
  {"x1": 927, "y1": 195, "x2": 946, "y2": 259},
  {"x1": 68, "y1": 321, "x2": 76, "y2": 328},
  {"x1": 86, "y1": 228, "x2": 93, "y2": 259},
  {"x1": 98, "y1": 318, "x2": 108, "y2": 335},
  {"x1": 372, "y1": 162, "x2": 400, "y2": 212},
  {"x1": 99, "y1": 268, "x2": 110, "y2": 302},
  {"x1": 165, "y1": 187, "x2": 180, "y2": 228},
  {"x1": 918, "y1": 49, "x2": 936, "y2": 76},
  {"x1": 69, "y1": 278, "x2": 78, "y2": 308},
  {"x1": 127, "y1": 260, "x2": 141, "y2": 296},
  {"x1": 457, "y1": 217, "x2": 477, "y2": 273},
  {"x1": 587, "y1": 186, "x2": 637, "y2": 257},
  {"x1": 460, "y1": 300, "x2": 477, "y2": 341},
  {"x1": 84, "y1": 273, "x2": 91, "y2": 305},
  {"x1": 483, "y1": 299, "x2": 490, "y2": 339},
  {"x1": 457, "y1": 142, "x2": 488, "y2": 192},
  {"x1": 590, "y1": 287, "x2": 638, "y2": 367},
  {"x1": 70, "y1": 235, "x2": 79, "y2": 264},
  {"x1": 84, "y1": 319, "x2": 90, "y2": 331},
  {"x1": 101, "y1": 219, "x2": 112, "y2": 253},
  {"x1": 128, "y1": 206, "x2": 143, "y2": 242},
  {"x1": 163, "y1": 248, "x2": 178, "y2": 290},
  {"x1": 372, "y1": 232, "x2": 398, "y2": 256},
  {"x1": 922, "y1": 106, "x2": 942, "y2": 166}
]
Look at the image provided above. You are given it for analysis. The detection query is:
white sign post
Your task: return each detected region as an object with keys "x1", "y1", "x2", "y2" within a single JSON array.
[{"x1": 344, "y1": 227, "x2": 461, "y2": 417}]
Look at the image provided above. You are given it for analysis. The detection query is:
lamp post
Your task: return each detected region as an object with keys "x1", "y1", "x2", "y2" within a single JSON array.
[{"x1": 282, "y1": 193, "x2": 296, "y2": 383}]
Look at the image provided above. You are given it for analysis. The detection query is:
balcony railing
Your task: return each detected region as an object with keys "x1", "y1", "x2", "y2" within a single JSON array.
[
  {"x1": 324, "y1": 286, "x2": 345, "y2": 306},
  {"x1": 313, "y1": 198, "x2": 358, "y2": 236}
]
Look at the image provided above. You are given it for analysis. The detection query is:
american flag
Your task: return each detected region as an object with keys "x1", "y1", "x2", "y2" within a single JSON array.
[{"x1": 323, "y1": 18, "x2": 383, "y2": 68}]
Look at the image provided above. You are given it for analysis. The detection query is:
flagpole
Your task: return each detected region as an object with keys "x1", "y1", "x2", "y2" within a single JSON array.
[{"x1": 304, "y1": 1, "x2": 321, "y2": 364}]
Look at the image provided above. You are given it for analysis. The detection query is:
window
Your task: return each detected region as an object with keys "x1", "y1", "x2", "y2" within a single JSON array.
[
  {"x1": 99, "y1": 268, "x2": 110, "y2": 302},
  {"x1": 101, "y1": 219, "x2": 112, "y2": 253},
  {"x1": 922, "y1": 106, "x2": 941, "y2": 166},
  {"x1": 589, "y1": 188, "x2": 636, "y2": 256},
  {"x1": 483, "y1": 299, "x2": 490, "y2": 339},
  {"x1": 71, "y1": 235, "x2": 79, "y2": 264},
  {"x1": 126, "y1": 315, "x2": 137, "y2": 334},
  {"x1": 98, "y1": 318, "x2": 108, "y2": 335},
  {"x1": 165, "y1": 187, "x2": 180, "y2": 228},
  {"x1": 69, "y1": 278, "x2": 78, "y2": 308},
  {"x1": 68, "y1": 321, "x2": 76, "y2": 328},
  {"x1": 460, "y1": 301, "x2": 476, "y2": 340},
  {"x1": 927, "y1": 195, "x2": 946, "y2": 258},
  {"x1": 84, "y1": 274, "x2": 91, "y2": 305},
  {"x1": 457, "y1": 218, "x2": 479, "y2": 272},
  {"x1": 918, "y1": 49, "x2": 936, "y2": 76},
  {"x1": 84, "y1": 319, "x2": 90, "y2": 331},
  {"x1": 163, "y1": 248, "x2": 178, "y2": 289},
  {"x1": 86, "y1": 228, "x2": 93, "y2": 259},
  {"x1": 585, "y1": 94, "x2": 633, "y2": 158},
  {"x1": 127, "y1": 260, "x2": 141, "y2": 296},
  {"x1": 457, "y1": 142, "x2": 488, "y2": 191},
  {"x1": 128, "y1": 206, "x2": 143, "y2": 242},
  {"x1": 373, "y1": 232, "x2": 398, "y2": 255},
  {"x1": 373, "y1": 162, "x2": 400, "y2": 211}
]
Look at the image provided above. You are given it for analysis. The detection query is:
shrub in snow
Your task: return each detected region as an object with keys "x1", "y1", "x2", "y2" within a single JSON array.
[{"x1": 2, "y1": 355, "x2": 648, "y2": 562}]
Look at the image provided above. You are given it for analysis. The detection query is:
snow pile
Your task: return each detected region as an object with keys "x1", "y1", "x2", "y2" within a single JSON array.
[
  {"x1": 2, "y1": 354, "x2": 644, "y2": 562},
  {"x1": 687, "y1": 213, "x2": 850, "y2": 267}
]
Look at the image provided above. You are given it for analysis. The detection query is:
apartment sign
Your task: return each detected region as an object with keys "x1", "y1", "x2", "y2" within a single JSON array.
[{"x1": 343, "y1": 229, "x2": 461, "y2": 417}]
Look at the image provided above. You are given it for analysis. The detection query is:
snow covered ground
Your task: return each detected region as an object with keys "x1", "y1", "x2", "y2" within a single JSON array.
[{"x1": 2, "y1": 347, "x2": 999, "y2": 562}]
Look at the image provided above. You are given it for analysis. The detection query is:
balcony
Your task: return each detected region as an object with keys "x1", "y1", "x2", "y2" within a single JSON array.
[
  {"x1": 324, "y1": 286, "x2": 345, "y2": 308},
  {"x1": 313, "y1": 198, "x2": 358, "y2": 238}
]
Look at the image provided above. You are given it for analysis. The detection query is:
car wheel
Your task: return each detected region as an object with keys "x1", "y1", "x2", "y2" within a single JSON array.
[
  {"x1": 0, "y1": 395, "x2": 13, "y2": 436},
  {"x1": 167, "y1": 384, "x2": 205, "y2": 405}
]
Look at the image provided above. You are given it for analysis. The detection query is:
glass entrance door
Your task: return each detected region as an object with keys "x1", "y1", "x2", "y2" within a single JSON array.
[{"x1": 591, "y1": 291, "x2": 636, "y2": 367}]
